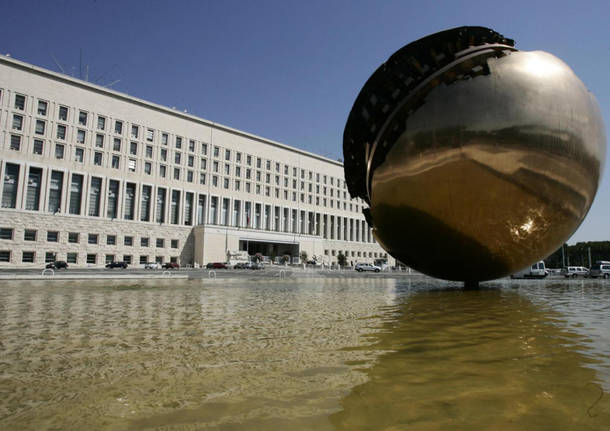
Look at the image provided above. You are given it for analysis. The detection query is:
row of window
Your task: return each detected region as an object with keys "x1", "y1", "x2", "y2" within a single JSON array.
[
  {"x1": 1, "y1": 163, "x2": 373, "y2": 241},
  {"x1": 3, "y1": 89, "x2": 347, "y2": 186},
  {"x1": 0, "y1": 227, "x2": 179, "y2": 248},
  {"x1": 0, "y1": 250, "x2": 178, "y2": 265}
]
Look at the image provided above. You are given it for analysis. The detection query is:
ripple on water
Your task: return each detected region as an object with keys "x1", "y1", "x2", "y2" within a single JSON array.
[{"x1": 0, "y1": 278, "x2": 609, "y2": 430}]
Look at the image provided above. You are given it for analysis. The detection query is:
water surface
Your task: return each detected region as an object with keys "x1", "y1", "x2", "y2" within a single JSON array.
[{"x1": 0, "y1": 278, "x2": 608, "y2": 429}]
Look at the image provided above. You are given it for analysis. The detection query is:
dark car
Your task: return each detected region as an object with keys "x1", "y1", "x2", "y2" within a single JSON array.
[
  {"x1": 105, "y1": 261, "x2": 128, "y2": 269},
  {"x1": 233, "y1": 262, "x2": 252, "y2": 269},
  {"x1": 162, "y1": 262, "x2": 180, "y2": 269},
  {"x1": 206, "y1": 262, "x2": 227, "y2": 269},
  {"x1": 46, "y1": 261, "x2": 68, "y2": 270}
]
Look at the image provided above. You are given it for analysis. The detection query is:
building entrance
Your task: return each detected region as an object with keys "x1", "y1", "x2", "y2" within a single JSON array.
[{"x1": 239, "y1": 240, "x2": 299, "y2": 263}]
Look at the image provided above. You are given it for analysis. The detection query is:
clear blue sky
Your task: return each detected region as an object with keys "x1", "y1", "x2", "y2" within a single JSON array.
[{"x1": 2, "y1": 0, "x2": 609, "y2": 244}]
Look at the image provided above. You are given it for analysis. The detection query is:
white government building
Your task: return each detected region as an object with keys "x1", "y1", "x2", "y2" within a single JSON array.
[{"x1": 0, "y1": 55, "x2": 393, "y2": 268}]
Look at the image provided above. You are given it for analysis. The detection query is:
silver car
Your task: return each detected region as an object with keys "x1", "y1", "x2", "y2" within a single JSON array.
[{"x1": 355, "y1": 263, "x2": 381, "y2": 273}]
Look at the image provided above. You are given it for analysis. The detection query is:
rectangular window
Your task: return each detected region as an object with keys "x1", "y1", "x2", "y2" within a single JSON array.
[
  {"x1": 10, "y1": 135, "x2": 21, "y2": 151},
  {"x1": 67, "y1": 252, "x2": 77, "y2": 264},
  {"x1": 0, "y1": 251, "x2": 10, "y2": 262},
  {"x1": 225, "y1": 149, "x2": 231, "y2": 161},
  {"x1": 141, "y1": 237, "x2": 149, "y2": 247},
  {"x1": 47, "y1": 231, "x2": 58, "y2": 242},
  {"x1": 79, "y1": 111, "x2": 87, "y2": 126},
  {"x1": 146, "y1": 145, "x2": 153, "y2": 158},
  {"x1": 107, "y1": 235, "x2": 116, "y2": 245},
  {"x1": 12, "y1": 114, "x2": 23, "y2": 131},
  {"x1": 76, "y1": 129, "x2": 85, "y2": 144},
  {"x1": 197, "y1": 194, "x2": 206, "y2": 224},
  {"x1": 175, "y1": 152, "x2": 181, "y2": 164},
  {"x1": 130, "y1": 141, "x2": 137, "y2": 155},
  {"x1": 156, "y1": 188, "x2": 166, "y2": 223},
  {"x1": 131, "y1": 125, "x2": 139, "y2": 138},
  {"x1": 236, "y1": 152, "x2": 242, "y2": 163},
  {"x1": 88, "y1": 177, "x2": 102, "y2": 216},
  {"x1": 201, "y1": 158, "x2": 207, "y2": 170},
  {"x1": 69, "y1": 174, "x2": 83, "y2": 215},
  {"x1": 187, "y1": 170, "x2": 193, "y2": 182},
  {"x1": 140, "y1": 255, "x2": 148, "y2": 264},
  {"x1": 184, "y1": 192, "x2": 193, "y2": 225},
  {"x1": 105, "y1": 254, "x2": 115, "y2": 264},
  {"x1": 14, "y1": 94, "x2": 25, "y2": 110},
  {"x1": 0, "y1": 228, "x2": 14, "y2": 240},
  {"x1": 58, "y1": 106, "x2": 68, "y2": 121},
  {"x1": 96, "y1": 134, "x2": 104, "y2": 148},
  {"x1": 201, "y1": 143, "x2": 207, "y2": 154},
  {"x1": 199, "y1": 173, "x2": 206, "y2": 185},
  {"x1": 160, "y1": 148, "x2": 167, "y2": 161},
  {"x1": 35, "y1": 119, "x2": 45, "y2": 135},
  {"x1": 38, "y1": 100, "x2": 48, "y2": 116},
  {"x1": 123, "y1": 255, "x2": 132, "y2": 265},
  {"x1": 75, "y1": 147, "x2": 84, "y2": 163},
  {"x1": 146, "y1": 129, "x2": 154, "y2": 142},
  {"x1": 55, "y1": 143, "x2": 64, "y2": 159},
  {"x1": 128, "y1": 159, "x2": 136, "y2": 172},
  {"x1": 159, "y1": 165, "x2": 166, "y2": 178},
  {"x1": 209, "y1": 196, "x2": 218, "y2": 224},
  {"x1": 45, "y1": 252, "x2": 55, "y2": 263},
  {"x1": 113, "y1": 138, "x2": 121, "y2": 151},
  {"x1": 114, "y1": 120, "x2": 123, "y2": 134},
  {"x1": 173, "y1": 168, "x2": 180, "y2": 180},
  {"x1": 33, "y1": 139, "x2": 43, "y2": 155},
  {"x1": 189, "y1": 140, "x2": 195, "y2": 152},
  {"x1": 124, "y1": 236, "x2": 133, "y2": 246},
  {"x1": 175, "y1": 136, "x2": 182, "y2": 149},
  {"x1": 107, "y1": 180, "x2": 120, "y2": 218},
  {"x1": 171, "y1": 239, "x2": 179, "y2": 248},
  {"x1": 2, "y1": 164, "x2": 20, "y2": 208},
  {"x1": 47, "y1": 170, "x2": 63, "y2": 213},
  {"x1": 170, "y1": 190, "x2": 180, "y2": 224},
  {"x1": 68, "y1": 232, "x2": 79, "y2": 243},
  {"x1": 22, "y1": 251, "x2": 35, "y2": 263},
  {"x1": 86, "y1": 254, "x2": 96, "y2": 264},
  {"x1": 156, "y1": 238, "x2": 164, "y2": 248},
  {"x1": 124, "y1": 182, "x2": 136, "y2": 220},
  {"x1": 112, "y1": 155, "x2": 120, "y2": 169},
  {"x1": 94, "y1": 152, "x2": 103, "y2": 166},
  {"x1": 141, "y1": 185, "x2": 152, "y2": 221},
  {"x1": 88, "y1": 234, "x2": 98, "y2": 244},
  {"x1": 188, "y1": 155, "x2": 194, "y2": 167},
  {"x1": 97, "y1": 116, "x2": 106, "y2": 130},
  {"x1": 56, "y1": 124, "x2": 66, "y2": 140},
  {"x1": 24, "y1": 229, "x2": 37, "y2": 241},
  {"x1": 26, "y1": 167, "x2": 43, "y2": 211},
  {"x1": 144, "y1": 162, "x2": 151, "y2": 175},
  {"x1": 213, "y1": 146, "x2": 219, "y2": 158}
]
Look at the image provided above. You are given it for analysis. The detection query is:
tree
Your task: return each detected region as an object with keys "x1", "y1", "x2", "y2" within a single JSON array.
[
  {"x1": 337, "y1": 252, "x2": 347, "y2": 267},
  {"x1": 299, "y1": 251, "x2": 308, "y2": 263}
]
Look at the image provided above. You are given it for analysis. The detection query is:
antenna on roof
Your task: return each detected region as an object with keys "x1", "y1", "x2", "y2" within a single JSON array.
[{"x1": 50, "y1": 54, "x2": 66, "y2": 74}]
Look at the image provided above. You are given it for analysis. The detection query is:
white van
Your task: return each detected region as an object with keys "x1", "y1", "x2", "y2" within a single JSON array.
[{"x1": 511, "y1": 261, "x2": 547, "y2": 279}]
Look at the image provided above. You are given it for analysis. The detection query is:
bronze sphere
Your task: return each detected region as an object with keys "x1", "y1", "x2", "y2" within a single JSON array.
[{"x1": 343, "y1": 26, "x2": 606, "y2": 282}]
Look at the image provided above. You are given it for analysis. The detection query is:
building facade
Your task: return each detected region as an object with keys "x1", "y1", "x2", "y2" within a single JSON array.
[{"x1": 0, "y1": 55, "x2": 393, "y2": 268}]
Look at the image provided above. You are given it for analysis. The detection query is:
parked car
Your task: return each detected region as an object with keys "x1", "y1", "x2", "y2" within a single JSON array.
[
  {"x1": 355, "y1": 263, "x2": 381, "y2": 272},
  {"x1": 45, "y1": 260, "x2": 68, "y2": 270},
  {"x1": 588, "y1": 261, "x2": 610, "y2": 279},
  {"x1": 234, "y1": 262, "x2": 252, "y2": 269},
  {"x1": 511, "y1": 261, "x2": 547, "y2": 279},
  {"x1": 162, "y1": 262, "x2": 180, "y2": 270},
  {"x1": 105, "y1": 261, "x2": 128, "y2": 269},
  {"x1": 561, "y1": 266, "x2": 588, "y2": 278},
  {"x1": 144, "y1": 262, "x2": 160, "y2": 269},
  {"x1": 206, "y1": 262, "x2": 227, "y2": 269}
]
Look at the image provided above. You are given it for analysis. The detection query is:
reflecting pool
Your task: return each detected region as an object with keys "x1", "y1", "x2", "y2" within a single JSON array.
[{"x1": 0, "y1": 278, "x2": 608, "y2": 429}]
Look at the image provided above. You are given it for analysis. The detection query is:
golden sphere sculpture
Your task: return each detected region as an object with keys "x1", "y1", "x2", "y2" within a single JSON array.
[{"x1": 343, "y1": 26, "x2": 606, "y2": 282}]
